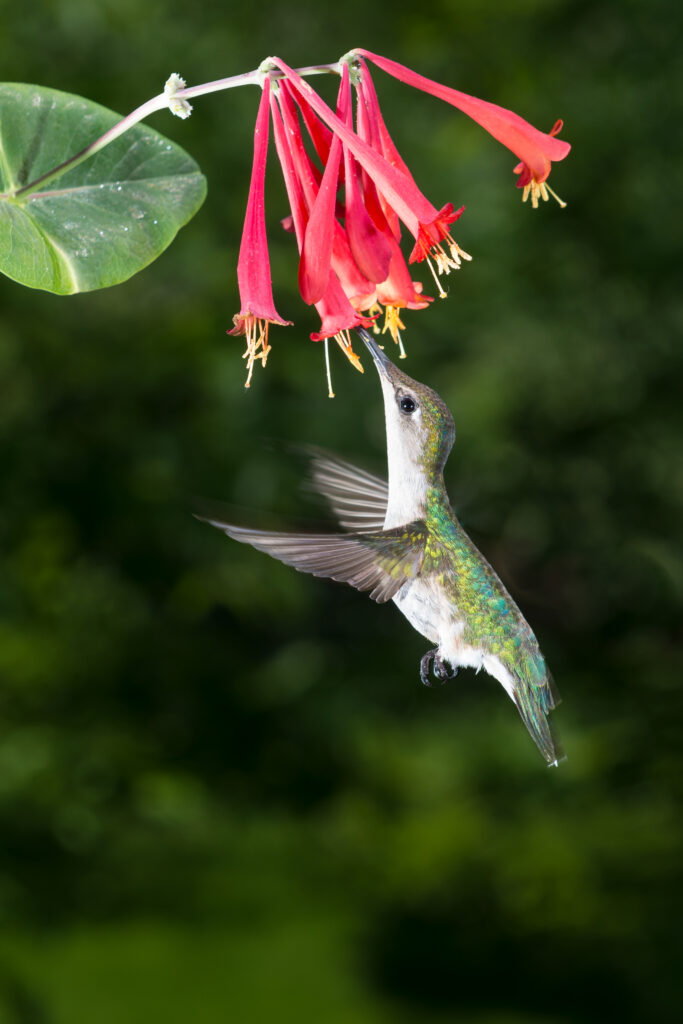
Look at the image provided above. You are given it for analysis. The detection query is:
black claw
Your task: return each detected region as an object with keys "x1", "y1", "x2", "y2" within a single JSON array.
[
  {"x1": 433, "y1": 655, "x2": 449, "y2": 681},
  {"x1": 420, "y1": 649, "x2": 436, "y2": 687},
  {"x1": 419, "y1": 649, "x2": 458, "y2": 687},
  {"x1": 434, "y1": 655, "x2": 458, "y2": 682}
]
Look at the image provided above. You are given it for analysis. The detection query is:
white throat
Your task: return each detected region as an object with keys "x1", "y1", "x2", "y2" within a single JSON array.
[{"x1": 380, "y1": 376, "x2": 428, "y2": 529}]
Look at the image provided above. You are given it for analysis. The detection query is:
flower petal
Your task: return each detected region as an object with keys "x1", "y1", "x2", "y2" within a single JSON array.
[
  {"x1": 336, "y1": 66, "x2": 392, "y2": 284},
  {"x1": 297, "y1": 66, "x2": 353, "y2": 306},
  {"x1": 298, "y1": 130, "x2": 342, "y2": 304},
  {"x1": 310, "y1": 272, "x2": 377, "y2": 341}
]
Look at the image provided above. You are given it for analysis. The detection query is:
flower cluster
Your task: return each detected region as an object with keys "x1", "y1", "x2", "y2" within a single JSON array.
[{"x1": 229, "y1": 50, "x2": 570, "y2": 390}]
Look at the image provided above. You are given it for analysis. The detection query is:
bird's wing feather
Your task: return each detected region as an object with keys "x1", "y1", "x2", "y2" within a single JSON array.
[
  {"x1": 202, "y1": 518, "x2": 426, "y2": 604},
  {"x1": 306, "y1": 448, "x2": 388, "y2": 531}
]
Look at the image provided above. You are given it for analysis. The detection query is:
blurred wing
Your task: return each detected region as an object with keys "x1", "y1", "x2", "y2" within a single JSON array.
[
  {"x1": 307, "y1": 448, "x2": 388, "y2": 531},
  {"x1": 201, "y1": 518, "x2": 426, "y2": 604}
]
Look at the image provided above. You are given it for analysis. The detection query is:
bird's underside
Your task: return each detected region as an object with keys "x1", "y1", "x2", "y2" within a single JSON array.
[{"x1": 200, "y1": 447, "x2": 561, "y2": 766}]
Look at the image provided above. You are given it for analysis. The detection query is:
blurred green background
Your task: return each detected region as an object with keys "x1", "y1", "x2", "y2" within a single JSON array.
[{"x1": 0, "y1": 1, "x2": 681, "y2": 1021}]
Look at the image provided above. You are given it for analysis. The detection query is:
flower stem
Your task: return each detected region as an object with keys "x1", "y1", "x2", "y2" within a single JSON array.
[
  {"x1": 13, "y1": 94, "x2": 172, "y2": 199},
  {"x1": 11, "y1": 61, "x2": 341, "y2": 201}
]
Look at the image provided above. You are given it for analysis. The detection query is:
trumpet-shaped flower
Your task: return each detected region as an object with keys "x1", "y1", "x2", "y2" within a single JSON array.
[
  {"x1": 270, "y1": 57, "x2": 469, "y2": 310},
  {"x1": 353, "y1": 49, "x2": 570, "y2": 207},
  {"x1": 337, "y1": 66, "x2": 392, "y2": 286},
  {"x1": 270, "y1": 80, "x2": 374, "y2": 391},
  {"x1": 225, "y1": 51, "x2": 570, "y2": 390},
  {"x1": 269, "y1": 58, "x2": 441, "y2": 237},
  {"x1": 351, "y1": 58, "x2": 470, "y2": 288},
  {"x1": 228, "y1": 77, "x2": 291, "y2": 386}
]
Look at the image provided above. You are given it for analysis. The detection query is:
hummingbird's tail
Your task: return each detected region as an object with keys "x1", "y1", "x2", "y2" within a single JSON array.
[{"x1": 512, "y1": 667, "x2": 563, "y2": 767}]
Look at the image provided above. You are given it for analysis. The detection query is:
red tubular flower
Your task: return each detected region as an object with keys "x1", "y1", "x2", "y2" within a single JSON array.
[
  {"x1": 297, "y1": 66, "x2": 354, "y2": 306},
  {"x1": 268, "y1": 57, "x2": 439, "y2": 236},
  {"x1": 352, "y1": 58, "x2": 470, "y2": 294},
  {"x1": 354, "y1": 49, "x2": 570, "y2": 208},
  {"x1": 298, "y1": 128, "x2": 342, "y2": 305},
  {"x1": 275, "y1": 80, "x2": 376, "y2": 319},
  {"x1": 356, "y1": 62, "x2": 415, "y2": 197},
  {"x1": 270, "y1": 81, "x2": 375, "y2": 392},
  {"x1": 224, "y1": 52, "x2": 570, "y2": 391},
  {"x1": 354, "y1": 77, "x2": 401, "y2": 243},
  {"x1": 228, "y1": 77, "x2": 292, "y2": 387},
  {"x1": 337, "y1": 66, "x2": 392, "y2": 286},
  {"x1": 296, "y1": 92, "x2": 335, "y2": 168},
  {"x1": 269, "y1": 55, "x2": 471, "y2": 325},
  {"x1": 284, "y1": 72, "x2": 391, "y2": 304}
]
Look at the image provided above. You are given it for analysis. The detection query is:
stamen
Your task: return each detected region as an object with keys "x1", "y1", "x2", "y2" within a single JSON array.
[
  {"x1": 427, "y1": 232, "x2": 471, "y2": 279},
  {"x1": 324, "y1": 338, "x2": 335, "y2": 398},
  {"x1": 521, "y1": 178, "x2": 566, "y2": 210},
  {"x1": 425, "y1": 255, "x2": 448, "y2": 298},
  {"x1": 381, "y1": 305, "x2": 407, "y2": 355},
  {"x1": 433, "y1": 246, "x2": 459, "y2": 275},
  {"x1": 241, "y1": 317, "x2": 271, "y2": 388},
  {"x1": 365, "y1": 302, "x2": 383, "y2": 335},
  {"x1": 544, "y1": 181, "x2": 567, "y2": 209},
  {"x1": 335, "y1": 329, "x2": 364, "y2": 373},
  {"x1": 449, "y1": 239, "x2": 472, "y2": 264}
]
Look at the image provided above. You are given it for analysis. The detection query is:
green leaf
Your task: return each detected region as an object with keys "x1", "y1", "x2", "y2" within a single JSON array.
[{"x1": 0, "y1": 83, "x2": 207, "y2": 294}]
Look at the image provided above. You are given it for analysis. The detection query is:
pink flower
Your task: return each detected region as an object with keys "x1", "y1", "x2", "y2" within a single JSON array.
[
  {"x1": 283, "y1": 72, "x2": 393, "y2": 307},
  {"x1": 270, "y1": 80, "x2": 375, "y2": 391},
  {"x1": 227, "y1": 76, "x2": 291, "y2": 387},
  {"x1": 269, "y1": 58, "x2": 441, "y2": 238},
  {"x1": 270, "y1": 57, "x2": 469, "y2": 332},
  {"x1": 226, "y1": 52, "x2": 570, "y2": 390},
  {"x1": 337, "y1": 65, "x2": 392, "y2": 287},
  {"x1": 352, "y1": 59, "x2": 471, "y2": 301},
  {"x1": 354, "y1": 49, "x2": 570, "y2": 208}
]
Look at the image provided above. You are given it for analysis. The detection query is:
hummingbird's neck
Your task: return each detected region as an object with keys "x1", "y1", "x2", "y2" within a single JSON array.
[
  {"x1": 383, "y1": 445, "x2": 446, "y2": 528},
  {"x1": 378, "y1": 374, "x2": 453, "y2": 529}
]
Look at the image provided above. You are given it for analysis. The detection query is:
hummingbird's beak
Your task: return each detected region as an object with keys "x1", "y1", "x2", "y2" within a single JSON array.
[{"x1": 357, "y1": 328, "x2": 392, "y2": 380}]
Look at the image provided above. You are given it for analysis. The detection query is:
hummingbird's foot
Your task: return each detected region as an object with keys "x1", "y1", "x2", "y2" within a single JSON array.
[
  {"x1": 420, "y1": 649, "x2": 459, "y2": 687},
  {"x1": 434, "y1": 653, "x2": 458, "y2": 683},
  {"x1": 420, "y1": 649, "x2": 438, "y2": 686}
]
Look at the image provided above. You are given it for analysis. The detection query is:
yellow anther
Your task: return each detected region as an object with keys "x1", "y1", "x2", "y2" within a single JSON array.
[{"x1": 522, "y1": 178, "x2": 566, "y2": 209}]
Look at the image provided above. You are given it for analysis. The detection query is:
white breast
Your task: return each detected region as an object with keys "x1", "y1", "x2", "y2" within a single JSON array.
[
  {"x1": 393, "y1": 577, "x2": 461, "y2": 647},
  {"x1": 393, "y1": 578, "x2": 517, "y2": 704}
]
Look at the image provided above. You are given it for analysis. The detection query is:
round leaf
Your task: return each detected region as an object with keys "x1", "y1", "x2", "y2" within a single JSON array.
[{"x1": 0, "y1": 83, "x2": 207, "y2": 294}]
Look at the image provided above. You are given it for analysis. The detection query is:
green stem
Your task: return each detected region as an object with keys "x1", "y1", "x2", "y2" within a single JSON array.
[{"x1": 11, "y1": 61, "x2": 341, "y2": 201}]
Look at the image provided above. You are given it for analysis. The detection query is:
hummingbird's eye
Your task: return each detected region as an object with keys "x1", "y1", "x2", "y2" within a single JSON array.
[{"x1": 399, "y1": 395, "x2": 417, "y2": 415}]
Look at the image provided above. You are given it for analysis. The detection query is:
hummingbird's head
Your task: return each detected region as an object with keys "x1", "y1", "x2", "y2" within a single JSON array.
[{"x1": 359, "y1": 329, "x2": 455, "y2": 490}]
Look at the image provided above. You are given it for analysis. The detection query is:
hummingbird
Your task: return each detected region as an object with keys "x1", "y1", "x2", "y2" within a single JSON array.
[{"x1": 201, "y1": 329, "x2": 561, "y2": 766}]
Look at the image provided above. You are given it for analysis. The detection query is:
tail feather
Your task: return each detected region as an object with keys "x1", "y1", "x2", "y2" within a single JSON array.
[{"x1": 513, "y1": 669, "x2": 563, "y2": 767}]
